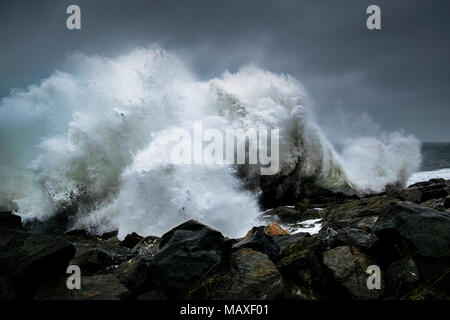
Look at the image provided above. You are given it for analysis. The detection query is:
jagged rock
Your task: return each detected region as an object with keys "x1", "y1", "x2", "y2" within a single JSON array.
[
  {"x1": 323, "y1": 245, "x2": 383, "y2": 299},
  {"x1": 324, "y1": 196, "x2": 398, "y2": 224},
  {"x1": 273, "y1": 233, "x2": 309, "y2": 250},
  {"x1": 187, "y1": 248, "x2": 283, "y2": 300},
  {"x1": 445, "y1": 196, "x2": 450, "y2": 209},
  {"x1": 408, "y1": 178, "x2": 449, "y2": 202},
  {"x1": 319, "y1": 222, "x2": 379, "y2": 250},
  {"x1": 388, "y1": 188, "x2": 422, "y2": 203},
  {"x1": 115, "y1": 256, "x2": 152, "y2": 293},
  {"x1": 262, "y1": 206, "x2": 299, "y2": 224},
  {"x1": 101, "y1": 230, "x2": 119, "y2": 240},
  {"x1": 150, "y1": 220, "x2": 224, "y2": 296},
  {"x1": 130, "y1": 236, "x2": 160, "y2": 257},
  {"x1": 64, "y1": 231, "x2": 131, "y2": 269},
  {"x1": 120, "y1": 232, "x2": 144, "y2": 249},
  {"x1": 0, "y1": 227, "x2": 75, "y2": 298},
  {"x1": 264, "y1": 222, "x2": 290, "y2": 236},
  {"x1": 276, "y1": 235, "x2": 333, "y2": 299},
  {"x1": 0, "y1": 211, "x2": 21, "y2": 229},
  {"x1": 373, "y1": 202, "x2": 450, "y2": 258},
  {"x1": 35, "y1": 274, "x2": 129, "y2": 300},
  {"x1": 70, "y1": 248, "x2": 115, "y2": 275},
  {"x1": 385, "y1": 258, "x2": 420, "y2": 296},
  {"x1": 232, "y1": 226, "x2": 280, "y2": 260}
]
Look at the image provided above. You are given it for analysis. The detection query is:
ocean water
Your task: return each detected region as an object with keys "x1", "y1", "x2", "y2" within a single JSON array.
[
  {"x1": 406, "y1": 143, "x2": 450, "y2": 186},
  {"x1": 0, "y1": 48, "x2": 426, "y2": 238}
]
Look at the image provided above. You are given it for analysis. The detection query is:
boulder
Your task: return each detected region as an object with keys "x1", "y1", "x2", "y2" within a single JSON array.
[
  {"x1": 373, "y1": 202, "x2": 450, "y2": 258},
  {"x1": 275, "y1": 235, "x2": 332, "y2": 299},
  {"x1": 70, "y1": 248, "x2": 115, "y2": 275},
  {"x1": 115, "y1": 256, "x2": 152, "y2": 293},
  {"x1": 150, "y1": 220, "x2": 224, "y2": 296},
  {"x1": 319, "y1": 222, "x2": 379, "y2": 250},
  {"x1": 232, "y1": 226, "x2": 280, "y2": 260},
  {"x1": 0, "y1": 211, "x2": 21, "y2": 229},
  {"x1": 35, "y1": 274, "x2": 129, "y2": 300},
  {"x1": 0, "y1": 227, "x2": 75, "y2": 298},
  {"x1": 187, "y1": 248, "x2": 283, "y2": 299},
  {"x1": 385, "y1": 258, "x2": 420, "y2": 296},
  {"x1": 264, "y1": 222, "x2": 290, "y2": 236},
  {"x1": 323, "y1": 246, "x2": 383, "y2": 299},
  {"x1": 444, "y1": 196, "x2": 450, "y2": 209},
  {"x1": 272, "y1": 233, "x2": 309, "y2": 251},
  {"x1": 120, "y1": 232, "x2": 144, "y2": 249}
]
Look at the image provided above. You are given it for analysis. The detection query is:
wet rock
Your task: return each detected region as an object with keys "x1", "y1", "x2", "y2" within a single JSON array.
[
  {"x1": 385, "y1": 258, "x2": 420, "y2": 296},
  {"x1": 232, "y1": 226, "x2": 280, "y2": 260},
  {"x1": 101, "y1": 230, "x2": 119, "y2": 240},
  {"x1": 275, "y1": 235, "x2": 333, "y2": 299},
  {"x1": 35, "y1": 274, "x2": 129, "y2": 300},
  {"x1": 408, "y1": 178, "x2": 449, "y2": 202},
  {"x1": 0, "y1": 227, "x2": 75, "y2": 298},
  {"x1": 273, "y1": 233, "x2": 309, "y2": 250},
  {"x1": 187, "y1": 248, "x2": 283, "y2": 300},
  {"x1": 0, "y1": 211, "x2": 21, "y2": 229},
  {"x1": 120, "y1": 232, "x2": 144, "y2": 249},
  {"x1": 130, "y1": 235, "x2": 160, "y2": 257},
  {"x1": 264, "y1": 222, "x2": 290, "y2": 236},
  {"x1": 262, "y1": 206, "x2": 299, "y2": 224},
  {"x1": 323, "y1": 246, "x2": 383, "y2": 299},
  {"x1": 70, "y1": 248, "x2": 115, "y2": 275},
  {"x1": 373, "y1": 202, "x2": 450, "y2": 258},
  {"x1": 444, "y1": 196, "x2": 450, "y2": 209},
  {"x1": 319, "y1": 222, "x2": 379, "y2": 250},
  {"x1": 115, "y1": 257, "x2": 152, "y2": 294},
  {"x1": 150, "y1": 220, "x2": 224, "y2": 296}
]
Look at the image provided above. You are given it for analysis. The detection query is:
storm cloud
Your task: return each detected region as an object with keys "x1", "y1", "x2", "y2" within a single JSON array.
[{"x1": 1, "y1": 0, "x2": 449, "y2": 141}]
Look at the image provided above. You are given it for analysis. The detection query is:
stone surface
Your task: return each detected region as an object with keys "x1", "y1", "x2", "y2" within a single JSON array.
[
  {"x1": 232, "y1": 226, "x2": 280, "y2": 260},
  {"x1": 187, "y1": 248, "x2": 283, "y2": 300}
]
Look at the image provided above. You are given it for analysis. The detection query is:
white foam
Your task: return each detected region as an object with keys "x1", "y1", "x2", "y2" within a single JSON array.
[
  {"x1": 407, "y1": 168, "x2": 450, "y2": 186},
  {"x1": 0, "y1": 47, "x2": 422, "y2": 238}
]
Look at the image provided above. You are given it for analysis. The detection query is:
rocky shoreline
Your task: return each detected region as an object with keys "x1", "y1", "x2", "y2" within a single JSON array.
[{"x1": 1, "y1": 178, "x2": 449, "y2": 300}]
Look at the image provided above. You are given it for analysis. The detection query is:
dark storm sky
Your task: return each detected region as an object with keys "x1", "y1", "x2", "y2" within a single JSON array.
[{"x1": 0, "y1": 0, "x2": 449, "y2": 141}]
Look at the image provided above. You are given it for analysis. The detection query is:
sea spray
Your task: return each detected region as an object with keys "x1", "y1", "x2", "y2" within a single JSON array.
[{"x1": 0, "y1": 47, "x2": 421, "y2": 238}]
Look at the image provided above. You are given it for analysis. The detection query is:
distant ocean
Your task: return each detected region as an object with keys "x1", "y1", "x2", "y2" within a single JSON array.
[{"x1": 407, "y1": 142, "x2": 450, "y2": 186}]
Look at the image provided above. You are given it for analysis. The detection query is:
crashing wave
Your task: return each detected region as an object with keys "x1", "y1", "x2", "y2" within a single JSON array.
[{"x1": 0, "y1": 47, "x2": 421, "y2": 238}]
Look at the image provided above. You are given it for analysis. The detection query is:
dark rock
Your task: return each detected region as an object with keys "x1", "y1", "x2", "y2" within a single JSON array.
[
  {"x1": 115, "y1": 256, "x2": 152, "y2": 293},
  {"x1": 275, "y1": 235, "x2": 334, "y2": 299},
  {"x1": 373, "y1": 202, "x2": 450, "y2": 258},
  {"x1": 0, "y1": 211, "x2": 21, "y2": 229},
  {"x1": 187, "y1": 248, "x2": 283, "y2": 300},
  {"x1": 35, "y1": 274, "x2": 129, "y2": 300},
  {"x1": 120, "y1": 232, "x2": 144, "y2": 249},
  {"x1": 232, "y1": 226, "x2": 280, "y2": 260},
  {"x1": 150, "y1": 220, "x2": 224, "y2": 296},
  {"x1": 130, "y1": 236, "x2": 160, "y2": 257},
  {"x1": 323, "y1": 245, "x2": 383, "y2": 299},
  {"x1": 385, "y1": 258, "x2": 420, "y2": 296},
  {"x1": 273, "y1": 233, "x2": 309, "y2": 250},
  {"x1": 70, "y1": 248, "x2": 115, "y2": 275},
  {"x1": 101, "y1": 230, "x2": 119, "y2": 240},
  {"x1": 262, "y1": 206, "x2": 299, "y2": 224},
  {"x1": 444, "y1": 196, "x2": 450, "y2": 209},
  {"x1": 319, "y1": 222, "x2": 379, "y2": 250},
  {"x1": 264, "y1": 222, "x2": 291, "y2": 236},
  {"x1": 0, "y1": 227, "x2": 75, "y2": 298},
  {"x1": 408, "y1": 178, "x2": 449, "y2": 202}
]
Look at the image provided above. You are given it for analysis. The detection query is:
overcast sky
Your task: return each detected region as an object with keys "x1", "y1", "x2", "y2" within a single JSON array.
[{"x1": 1, "y1": 0, "x2": 449, "y2": 142}]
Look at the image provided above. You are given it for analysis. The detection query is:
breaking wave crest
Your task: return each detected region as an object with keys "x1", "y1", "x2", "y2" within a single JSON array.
[{"x1": 0, "y1": 47, "x2": 421, "y2": 238}]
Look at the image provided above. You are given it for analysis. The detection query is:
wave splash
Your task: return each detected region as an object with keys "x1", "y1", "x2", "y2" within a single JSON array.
[{"x1": 0, "y1": 48, "x2": 421, "y2": 238}]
